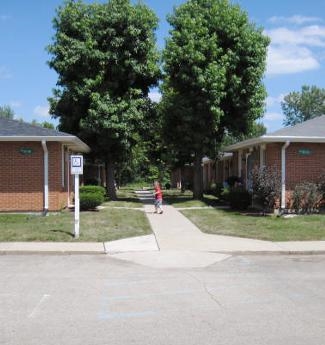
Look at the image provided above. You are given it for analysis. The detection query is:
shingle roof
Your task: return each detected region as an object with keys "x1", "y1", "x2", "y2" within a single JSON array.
[
  {"x1": 0, "y1": 117, "x2": 90, "y2": 152},
  {"x1": 224, "y1": 115, "x2": 325, "y2": 151},
  {"x1": 266, "y1": 115, "x2": 325, "y2": 138},
  {"x1": 0, "y1": 117, "x2": 71, "y2": 137}
]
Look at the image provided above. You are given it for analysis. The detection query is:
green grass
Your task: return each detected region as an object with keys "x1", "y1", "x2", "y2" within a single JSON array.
[
  {"x1": 0, "y1": 208, "x2": 151, "y2": 242},
  {"x1": 104, "y1": 187, "x2": 143, "y2": 208},
  {"x1": 164, "y1": 189, "x2": 221, "y2": 208},
  {"x1": 181, "y1": 208, "x2": 325, "y2": 241}
]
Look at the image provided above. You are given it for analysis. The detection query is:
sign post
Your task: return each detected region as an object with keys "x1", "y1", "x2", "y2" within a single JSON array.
[{"x1": 70, "y1": 155, "x2": 83, "y2": 239}]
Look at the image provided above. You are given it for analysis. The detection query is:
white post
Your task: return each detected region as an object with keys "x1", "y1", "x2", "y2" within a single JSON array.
[
  {"x1": 74, "y1": 174, "x2": 80, "y2": 239},
  {"x1": 245, "y1": 151, "x2": 252, "y2": 190},
  {"x1": 238, "y1": 150, "x2": 242, "y2": 178},
  {"x1": 41, "y1": 140, "x2": 49, "y2": 214},
  {"x1": 281, "y1": 141, "x2": 290, "y2": 210},
  {"x1": 70, "y1": 155, "x2": 83, "y2": 239},
  {"x1": 260, "y1": 144, "x2": 266, "y2": 168}
]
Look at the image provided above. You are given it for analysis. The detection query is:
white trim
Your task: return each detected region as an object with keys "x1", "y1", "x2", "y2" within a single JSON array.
[
  {"x1": 0, "y1": 136, "x2": 90, "y2": 152},
  {"x1": 41, "y1": 140, "x2": 49, "y2": 213},
  {"x1": 224, "y1": 135, "x2": 325, "y2": 151},
  {"x1": 281, "y1": 141, "x2": 290, "y2": 209}
]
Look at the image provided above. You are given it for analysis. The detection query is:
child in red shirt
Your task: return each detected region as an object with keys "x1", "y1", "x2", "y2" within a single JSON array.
[{"x1": 153, "y1": 181, "x2": 163, "y2": 214}]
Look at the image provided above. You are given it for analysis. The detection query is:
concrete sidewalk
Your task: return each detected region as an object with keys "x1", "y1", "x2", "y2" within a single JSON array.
[
  {"x1": 130, "y1": 190, "x2": 325, "y2": 254},
  {"x1": 1, "y1": 190, "x2": 325, "y2": 263}
]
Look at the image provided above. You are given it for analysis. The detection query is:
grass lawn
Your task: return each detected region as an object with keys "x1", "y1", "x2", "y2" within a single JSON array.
[
  {"x1": 164, "y1": 189, "x2": 221, "y2": 208},
  {"x1": 181, "y1": 208, "x2": 325, "y2": 242},
  {"x1": 0, "y1": 207, "x2": 151, "y2": 242},
  {"x1": 103, "y1": 187, "x2": 143, "y2": 208}
]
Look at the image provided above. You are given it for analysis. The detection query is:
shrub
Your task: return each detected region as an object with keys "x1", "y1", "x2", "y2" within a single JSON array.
[
  {"x1": 293, "y1": 182, "x2": 322, "y2": 214},
  {"x1": 207, "y1": 182, "x2": 223, "y2": 197},
  {"x1": 251, "y1": 166, "x2": 281, "y2": 213},
  {"x1": 228, "y1": 187, "x2": 251, "y2": 210},
  {"x1": 80, "y1": 192, "x2": 104, "y2": 211},
  {"x1": 80, "y1": 185, "x2": 106, "y2": 198}
]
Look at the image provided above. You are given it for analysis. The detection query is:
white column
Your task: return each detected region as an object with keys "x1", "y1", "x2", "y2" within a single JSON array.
[
  {"x1": 260, "y1": 144, "x2": 266, "y2": 168},
  {"x1": 281, "y1": 141, "x2": 290, "y2": 209},
  {"x1": 238, "y1": 150, "x2": 242, "y2": 178},
  {"x1": 41, "y1": 140, "x2": 49, "y2": 214}
]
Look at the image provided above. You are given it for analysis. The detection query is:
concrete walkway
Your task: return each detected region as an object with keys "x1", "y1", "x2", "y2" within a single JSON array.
[
  {"x1": 105, "y1": 190, "x2": 325, "y2": 268},
  {"x1": 1, "y1": 190, "x2": 325, "y2": 267},
  {"x1": 126, "y1": 190, "x2": 325, "y2": 254}
]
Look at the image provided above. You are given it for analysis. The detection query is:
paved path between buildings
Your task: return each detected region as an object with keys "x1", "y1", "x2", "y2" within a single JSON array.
[
  {"x1": 105, "y1": 190, "x2": 325, "y2": 267},
  {"x1": 1, "y1": 190, "x2": 325, "y2": 268}
]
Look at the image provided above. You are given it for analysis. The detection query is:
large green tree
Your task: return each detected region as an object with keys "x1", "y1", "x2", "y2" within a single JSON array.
[
  {"x1": 0, "y1": 105, "x2": 14, "y2": 119},
  {"x1": 161, "y1": 0, "x2": 269, "y2": 199},
  {"x1": 281, "y1": 85, "x2": 325, "y2": 127},
  {"x1": 47, "y1": 0, "x2": 160, "y2": 199}
]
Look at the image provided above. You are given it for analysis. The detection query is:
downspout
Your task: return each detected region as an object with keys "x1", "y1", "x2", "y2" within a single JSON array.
[
  {"x1": 281, "y1": 141, "x2": 290, "y2": 210},
  {"x1": 245, "y1": 149, "x2": 253, "y2": 190},
  {"x1": 41, "y1": 140, "x2": 49, "y2": 215}
]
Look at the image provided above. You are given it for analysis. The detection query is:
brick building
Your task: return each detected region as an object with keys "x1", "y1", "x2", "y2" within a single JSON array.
[
  {"x1": 0, "y1": 118, "x2": 89, "y2": 213},
  {"x1": 209, "y1": 116, "x2": 325, "y2": 209}
]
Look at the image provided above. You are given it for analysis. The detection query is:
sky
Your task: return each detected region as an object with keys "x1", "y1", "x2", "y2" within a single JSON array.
[{"x1": 1, "y1": 0, "x2": 325, "y2": 133}]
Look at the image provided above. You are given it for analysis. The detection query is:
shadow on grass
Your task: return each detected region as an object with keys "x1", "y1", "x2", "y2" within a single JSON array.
[
  {"x1": 116, "y1": 197, "x2": 142, "y2": 204},
  {"x1": 165, "y1": 196, "x2": 223, "y2": 207},
  {"x1": 50, "y1": 229, "x2": 74, "y2": 238}
]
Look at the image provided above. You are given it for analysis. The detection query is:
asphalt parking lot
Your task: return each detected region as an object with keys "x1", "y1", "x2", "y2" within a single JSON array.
[{"x1": 1, "y1": 254, "x2": 324, "y2": 345}]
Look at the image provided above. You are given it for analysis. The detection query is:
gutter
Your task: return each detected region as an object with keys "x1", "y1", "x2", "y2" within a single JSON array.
[
  {"x1": 223, "y1": 136, "x2": 325, "y2": 152},
  {"x1": 41, "y1": 140, "x2": 49, "y2": 215},
  {"x1": 245, "y1": 149, "x2": 253, "y2": 190},
  {"x1": 0, "y1": 136, "x2": 90, "y2": 153},
  {"x1": 281, "y1": 141, "x2": 290, "y2": 210}
]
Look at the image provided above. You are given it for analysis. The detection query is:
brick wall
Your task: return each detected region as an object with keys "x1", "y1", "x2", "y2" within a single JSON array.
[
  {"x1": 266, "y1": 142, "x2": 325, "y2": 187},
  {"x1": 0, "y1": 141, "x2": 69, "y2": 212}
]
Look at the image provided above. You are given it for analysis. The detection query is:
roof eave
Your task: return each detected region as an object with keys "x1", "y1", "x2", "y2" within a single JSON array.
[
  {"x1": 223, "y1": 136, "x2": 325, "y2": 152},
  {"x1": 0, "y1": 136, "x2": 90, "y2": 153}
]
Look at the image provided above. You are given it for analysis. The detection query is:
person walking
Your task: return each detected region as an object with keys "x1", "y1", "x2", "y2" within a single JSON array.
[{"x1": 153, "y1": 181, "x2": 163, "y2": 214}]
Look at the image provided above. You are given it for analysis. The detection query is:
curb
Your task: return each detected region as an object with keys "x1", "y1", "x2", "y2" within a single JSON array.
[
  {"x1": 0, "y1": 243, "x2": 106, "y2": 255},
  {"x1": 209, "y1": 250, "x2": 325, "y2": 256}
]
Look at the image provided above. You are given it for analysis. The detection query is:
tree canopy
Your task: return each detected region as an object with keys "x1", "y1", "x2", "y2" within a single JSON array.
[
  {"x1": 47, "y1": 0, "x2": 160, "y2": 198},
  {"x1": 161, "y1": 0, "x2": 269, "y2": 198},
  {"x1": 0, "y1": 105, "x2": 14, "y2": 119},
  {"x1": 281, "y1": 85, "x2": 325, "y2": 127}
]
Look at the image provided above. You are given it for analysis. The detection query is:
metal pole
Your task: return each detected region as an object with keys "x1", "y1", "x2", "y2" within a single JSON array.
[{"x1": 74, "y1": 174, "x2": 80, "y2": 239}]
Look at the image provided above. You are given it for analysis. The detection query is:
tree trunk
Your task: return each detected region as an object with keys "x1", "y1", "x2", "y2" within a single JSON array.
[
  {"x1": 105, "y1": 160, "x2": 117, "y2": 200},
  {"x1": 193, "y1": 153, "x2": 203, "y2": 200}
]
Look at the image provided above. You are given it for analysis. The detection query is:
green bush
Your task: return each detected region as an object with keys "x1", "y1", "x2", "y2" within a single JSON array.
[
  {"x1": 207, "y1": 182, "x2": 223, "y2": 197},
  {"x1": 228, "y1": 187, "x2": 251, "y2": 210},
  {"x1": 293, "y1": 182, "x2": 322, "y2": 214},
  {"x1": 251, "y1": 166, "x2": 281, "y2": 212},
  {"x1": 80, "y1": 192, "x2": 104, "y2": 211},
  {"x1": 80, "y1": 185, "x2": 106, "y2": 197}
]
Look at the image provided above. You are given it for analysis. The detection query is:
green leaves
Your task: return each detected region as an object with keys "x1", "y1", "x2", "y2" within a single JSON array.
[
  {"x1": 161, "y1": 0, "x2": 269, "y2": 160},
  {"x1": 282, "y1": 85, "x2": 325, "y2": 127},
  {"x1": 48, "y1": 0, "x2": 160, "y2": 157}
]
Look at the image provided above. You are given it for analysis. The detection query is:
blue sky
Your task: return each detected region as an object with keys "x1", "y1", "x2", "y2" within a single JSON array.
[{"x1": 1, "y1": 0, "x2": 325, "y2": 133}]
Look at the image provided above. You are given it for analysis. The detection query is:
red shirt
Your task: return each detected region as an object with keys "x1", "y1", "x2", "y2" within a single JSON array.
[{"x1": 154, "y1": 186, "x2": 163, "y2": 200}]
